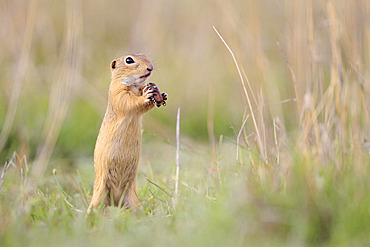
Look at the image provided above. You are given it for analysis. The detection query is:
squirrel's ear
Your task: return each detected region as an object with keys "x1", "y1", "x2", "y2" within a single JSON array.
[{"x1": 111, "y1": 60, "x2": 117, "y2": 71}]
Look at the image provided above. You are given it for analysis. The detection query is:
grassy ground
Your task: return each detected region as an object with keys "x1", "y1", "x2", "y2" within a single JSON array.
[
  {"x1": 0, "y1": 139, "x2": 369, "y2": 246},
  {"x1": 1, "y1": 0, "x2": 369, "y2": 246}
]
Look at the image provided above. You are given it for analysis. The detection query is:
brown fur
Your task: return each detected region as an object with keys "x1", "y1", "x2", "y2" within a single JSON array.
[{"x1": 88, "y1": 54, "x2": 159, "y2": 213}]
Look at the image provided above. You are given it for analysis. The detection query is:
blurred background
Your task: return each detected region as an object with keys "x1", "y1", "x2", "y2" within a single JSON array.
[
  {"x1": 1, "y1": 1, "x2": 369, "y2": 245},
  {"x1": 0, "y1": 0, "x2": 369, "y2": 175}
]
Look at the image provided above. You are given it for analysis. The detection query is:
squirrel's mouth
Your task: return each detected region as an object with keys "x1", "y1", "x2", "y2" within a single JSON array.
[{"x1": 140, "y1": 72, "x2": 151, "y2": 79}]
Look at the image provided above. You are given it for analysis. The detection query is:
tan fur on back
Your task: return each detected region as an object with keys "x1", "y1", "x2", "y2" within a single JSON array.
[{"x1": 88, "y1": 54, "x2": 156, "y2": 212}]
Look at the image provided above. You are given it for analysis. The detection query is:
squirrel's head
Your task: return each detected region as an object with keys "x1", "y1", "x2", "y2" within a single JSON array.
[{"x1": 110, "y1": 54, "x2": 154, "y2": 88}]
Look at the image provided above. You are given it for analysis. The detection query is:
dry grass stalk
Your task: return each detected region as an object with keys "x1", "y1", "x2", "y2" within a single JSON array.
[
  {"x1": 32, "y1": 1, "x2": 83, "y2": 180},
  {"x1": 236, "y1": 115, "x2": 249, "y2": 164},
  {"x1": 0, "y1": 159, "x2": 11, "y2": 191},
  {"x1": 241, "y1": 69, "x2": 258, "y2": 106},
  {"x1": 174, "y1": 108, "x2": 181, "y2": 206},
  {"x1": 0, "y1": 0, "x2": 37, "y2": 152},
  {"x1": 300, "y1": 92, "x2": 322, "y2": 155},
  {"x1": 273, "y1": 118, "x2": 280, "y2": 166},
  {"x1": 276, "y1": 40, "x2": 300, "y2": 115},
  {"x1": 213, "y1": 26, "x2": 266, "y2": 162}
]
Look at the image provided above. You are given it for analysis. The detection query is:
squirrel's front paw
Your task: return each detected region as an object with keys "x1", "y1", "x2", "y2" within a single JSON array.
[
  {"x1": 160, "y1": 92, "x2": 168, "y2": 106},
  {"x1": 143, "y1": 83, "x2": 167, "y2": 107},
  {"x1": 143, "y1": 86, "x2": 156, "y2": 105}
]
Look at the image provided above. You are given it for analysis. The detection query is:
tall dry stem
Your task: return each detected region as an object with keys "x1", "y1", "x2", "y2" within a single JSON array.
[
  {"x1": 32, "y1": 0, "x2": 83, "y2": 180},
  {"x1": 213, "y1": 26, "x2": 266, "y2": 162},
  {"x1": 0, "y1": 0, "x2": 37, "y2": 152},
  {"x1": 173, "y1": 108, "x2": 180, "y2": 206}
]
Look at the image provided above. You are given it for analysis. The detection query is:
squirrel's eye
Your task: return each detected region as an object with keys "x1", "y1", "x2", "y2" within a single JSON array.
[{"x1": 125, "y1": 57, "x2": 135, "y2": 64}]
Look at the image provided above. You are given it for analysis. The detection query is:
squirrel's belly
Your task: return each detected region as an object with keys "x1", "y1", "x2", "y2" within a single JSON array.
[
  {"x1": 94, "y1": 115, "x2": 143, "y2": 202},
  {"x1": 108, "y1": 115, "x2": 142, "y2": 165}
]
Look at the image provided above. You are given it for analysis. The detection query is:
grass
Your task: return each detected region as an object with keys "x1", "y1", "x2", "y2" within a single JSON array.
[
  {"x1": 1, "y1": 0, "x2": 369, "y2": 246},
  {"x1": 0, "y1": 147, "x2": 369, "y2": 246}
]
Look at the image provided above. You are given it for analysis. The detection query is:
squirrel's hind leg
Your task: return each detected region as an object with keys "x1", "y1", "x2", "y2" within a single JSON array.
[{"x1": 87, "y1": 178, "x2": 107, "y2": 214}]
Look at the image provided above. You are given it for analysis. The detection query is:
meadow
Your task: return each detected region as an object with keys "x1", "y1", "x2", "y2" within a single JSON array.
[{"x1": 0, "y1": 0, "x2": 369, "y2": 246}]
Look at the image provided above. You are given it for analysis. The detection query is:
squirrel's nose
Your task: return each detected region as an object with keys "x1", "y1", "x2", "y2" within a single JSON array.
[{"x1": 147, "y1": 64, "x2": 154, "y2": 72}]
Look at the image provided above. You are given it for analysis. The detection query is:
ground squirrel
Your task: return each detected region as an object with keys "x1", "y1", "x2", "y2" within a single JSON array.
[{"x1": 88, "y1": 54, "x2": 167, "y2": 213}]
